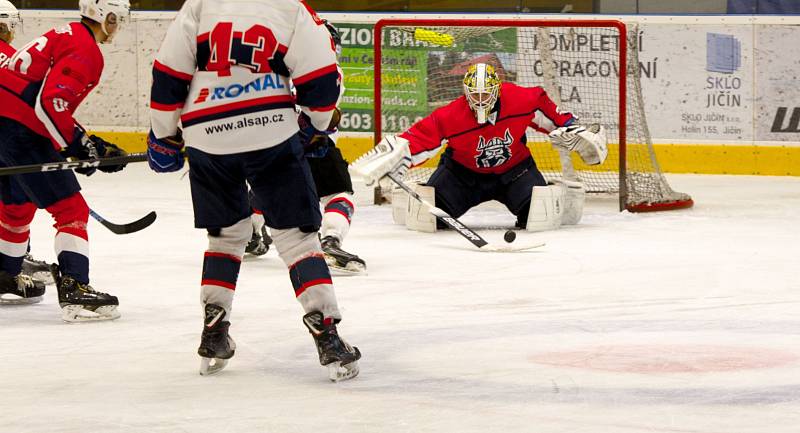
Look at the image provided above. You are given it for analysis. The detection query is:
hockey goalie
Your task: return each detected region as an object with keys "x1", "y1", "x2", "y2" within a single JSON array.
[{"x1": 351, "y1": 63, "x2": 608, "y2": 232}]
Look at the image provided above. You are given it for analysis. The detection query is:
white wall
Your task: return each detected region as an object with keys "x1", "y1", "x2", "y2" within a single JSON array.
[
  {"x1": 598, "y1": 0, "x2": 727, "y2": 13},
  {"x1": 11, "y1": 11, "x2": 800, "y2": 147}
]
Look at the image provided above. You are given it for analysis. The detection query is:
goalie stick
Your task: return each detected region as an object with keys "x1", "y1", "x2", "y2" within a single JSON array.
[
  {"x1": 0, "y1": 153, "x2": 147, "y2": 177},
  {"x1": 386, "y1": 173, "x2": 544, "y2": 253},
  {"x1": 89, "y1": 209, "x2": 157, "y2": 235}
]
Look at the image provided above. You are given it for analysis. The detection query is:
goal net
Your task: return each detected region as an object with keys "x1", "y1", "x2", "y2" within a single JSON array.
[{"x1": 372, "y1": 19, "x2": 693, "y2": 212}]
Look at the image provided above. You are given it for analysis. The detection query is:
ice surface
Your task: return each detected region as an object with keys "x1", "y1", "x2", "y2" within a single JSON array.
[{"x1": 2, "y1": 165, "x2": 799, "y2": 433}]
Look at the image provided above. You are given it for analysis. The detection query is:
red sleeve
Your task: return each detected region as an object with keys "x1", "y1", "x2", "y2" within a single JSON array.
[
  {"x1": 0, "y1": 40, "x2": 15, "y2": 58},
  {"x1": 34, "y1": 38, "x2": 102, "y2": 150},
  {"x1": 527, "y1": 87, "x2": 576, "y2": 134},
  {"x1": 399, "y1": 108, "x2": 446, "y2": 167}
]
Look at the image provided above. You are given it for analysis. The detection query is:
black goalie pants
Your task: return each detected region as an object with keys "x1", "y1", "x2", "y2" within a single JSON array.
[{"x1": 425, "y1": 151, "x2": 547, "y2": 227}]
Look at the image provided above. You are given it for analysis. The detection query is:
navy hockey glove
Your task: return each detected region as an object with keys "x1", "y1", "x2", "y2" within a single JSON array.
[
  {"x1": 298, "y1": 109, "x2": 340, "y2": 158},
  {"x1": 90, "y1": 135, "x2": 128, "y2": 173},
  {"x1": 147, "y1": 130, "x2": 185, "y2": 173},
  {"x1": 63, "y1": 128, "x2": 104, "y2": 176}
]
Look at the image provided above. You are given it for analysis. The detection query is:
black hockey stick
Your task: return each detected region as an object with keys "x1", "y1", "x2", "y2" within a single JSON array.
[
  {"x1": 89, "y1": 209, "x2": 157, "y2": 235},
  {"x1": 386, "y1": 172, "x2": 544, "y2": 252},
  {"x1": 0, "y1": 153, "x2": 147, "y2": 177}
]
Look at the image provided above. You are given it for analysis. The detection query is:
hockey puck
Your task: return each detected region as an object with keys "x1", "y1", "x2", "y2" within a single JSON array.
[{"x1": 504, "y1": 230, "x2": 516, "y2": 243}]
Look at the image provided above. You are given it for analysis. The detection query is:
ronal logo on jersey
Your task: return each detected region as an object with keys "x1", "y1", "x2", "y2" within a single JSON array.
[
  {"x1": 475, "y1": 128, "x2": 513, "y2": 168},
  {"x1": 193, "y1": 74, "x2": 286, "y2": 104}
]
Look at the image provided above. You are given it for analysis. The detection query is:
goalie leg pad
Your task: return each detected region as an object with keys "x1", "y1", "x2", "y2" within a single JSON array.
[
  {"x1": 526, "y1": 185, "x2": 565, "y2": 232},
  {"x1": 555, "y1": 180, "x2": 586, "y2": 225},
  {"x1": 391, "y1": 188, "x2": 410, "y2": 225},
  {"x1": 405, "y1": 185, "x2": 436, "y2": 233}
]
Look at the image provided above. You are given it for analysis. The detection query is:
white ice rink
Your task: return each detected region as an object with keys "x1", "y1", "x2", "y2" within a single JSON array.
[{"x1": 2, "y1": 165, "x2": 799, "y2": 433}]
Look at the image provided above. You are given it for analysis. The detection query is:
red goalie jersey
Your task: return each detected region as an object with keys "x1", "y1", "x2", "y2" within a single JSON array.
[
  {"x1": 400, "y1": 82, "x2": 575, "y2": 175},
  {"x1": 0, "y1": 22, "x2": 103, "y2": 150}
]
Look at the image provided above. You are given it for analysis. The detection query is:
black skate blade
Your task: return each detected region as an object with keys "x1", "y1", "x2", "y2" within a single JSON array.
[{"x1": 200, "y1": 357, "x2": 229, "y2": 376}]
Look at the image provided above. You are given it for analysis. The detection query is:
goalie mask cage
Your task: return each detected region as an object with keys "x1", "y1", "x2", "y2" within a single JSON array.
[{"x1": 373, "y1": 18, "x2": 693, "y2": 212}]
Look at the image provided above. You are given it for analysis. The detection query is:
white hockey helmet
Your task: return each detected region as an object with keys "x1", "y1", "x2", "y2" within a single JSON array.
[
  {"x1": 0, "y1": 0, "x2": 22, "y2": 40},
  {"x1": 79, "y1": 0, "x2": 130, "y2": 38},
  {"x1": 463, "y1": 63, "x2": 501, "y2": 124}
]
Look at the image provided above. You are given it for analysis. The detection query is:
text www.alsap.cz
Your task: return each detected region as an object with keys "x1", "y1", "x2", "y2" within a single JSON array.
[{"x1": 204, "y1": 113, "x2": 285, "y2": 135}]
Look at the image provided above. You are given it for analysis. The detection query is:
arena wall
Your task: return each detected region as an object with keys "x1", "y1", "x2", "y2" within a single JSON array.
[{"x1": 12, "y1": 11, "x2": 800, "y2": 176}]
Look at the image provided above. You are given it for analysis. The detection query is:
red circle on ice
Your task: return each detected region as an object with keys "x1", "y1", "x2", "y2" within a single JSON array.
[{"x1": 530, "y1": 344, "x2": 798, "y2": 373}]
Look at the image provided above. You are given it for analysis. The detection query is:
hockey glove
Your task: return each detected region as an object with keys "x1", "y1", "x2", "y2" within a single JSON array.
[
  {"x1": 90, "y1": 135, "x2": 128, "y2": 173},
  {"x1": 147, "y1": 130, "x2": 185, "y2": 173},
  {"x1": 349, "y1": 135, "x2": 412, "y2": 186},
  {"x1": 298, "y1": 109, "x2": 340, "y2": 158},
  {"x1": 63, "y1": 128, "x2": 103, "y2": 176},
  {"x1": 548, "y1": 123, "x2": 608, "y2": 166}
]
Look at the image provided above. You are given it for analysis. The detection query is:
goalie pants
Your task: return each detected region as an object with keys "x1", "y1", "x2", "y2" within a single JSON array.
[
  {"x1": 188, "y1": 135, "x2": 341, "y2": 320},
  {"x1": 426, "y1": 151, "x2": 547, "y2": 228},
  {"x1": 0, "y1": 118, "x2": 90, "y2": 283}
]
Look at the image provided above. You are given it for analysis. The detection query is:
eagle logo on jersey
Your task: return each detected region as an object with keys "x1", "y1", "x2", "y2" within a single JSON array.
[{"x1": 475, "y1": 128, "x2": 513, "y2": 168}]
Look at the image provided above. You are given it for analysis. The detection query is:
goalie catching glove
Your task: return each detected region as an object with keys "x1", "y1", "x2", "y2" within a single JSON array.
[
  {"x1": 349, "y1": 135, "x2": 412, "y2": 186},
  {"x1": 548, "y1": 123, "x2": 608, "y2": 166}
]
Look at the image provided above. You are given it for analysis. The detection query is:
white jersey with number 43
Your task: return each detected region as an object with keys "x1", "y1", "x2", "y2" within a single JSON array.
[{"x1": 150, "y1": 0, "x2": 341, "y2": 155}]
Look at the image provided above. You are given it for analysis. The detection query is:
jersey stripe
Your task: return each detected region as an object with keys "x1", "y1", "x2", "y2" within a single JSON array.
[
  {"x1": 34, "y1": 84, "x2": 69, "y2": 150},
  {"x1": 292, "y1": 64, "x2": 337, "y2": 85},
  {"x1": 180, "y1": 95, "x2": 295, "y2": 127},
  {"x1": 153, "y1": 60, "x2": 194, "y2": 82}
]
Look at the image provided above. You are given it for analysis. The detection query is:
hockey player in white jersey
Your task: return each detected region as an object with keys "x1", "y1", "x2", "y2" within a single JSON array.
[{"x1": 147, "y1": 0, "x2": 360, "y2": 381}]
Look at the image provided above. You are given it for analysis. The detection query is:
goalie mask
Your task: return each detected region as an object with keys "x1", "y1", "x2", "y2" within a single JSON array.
[
  {"x1": 79, "y1": 0, "x2": 130, "y2": 42},
  {"x1": 0, "y1": 0, "x2": 21, "y2": 43},
  {"x1": 463, "y1": 63, "x2": 501, "y2": 124}
]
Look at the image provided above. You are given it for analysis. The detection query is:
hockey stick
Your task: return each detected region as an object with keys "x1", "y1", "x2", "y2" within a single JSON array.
[
  {"x1": 386, "y1": 173, "x2": 544, "y2": 252},
  {"x1": 0, "y1": 153, "x2": 147, "y2": 177},
  {"x1": 89, "y1": 209, "x2": 157, "y2": 235}
]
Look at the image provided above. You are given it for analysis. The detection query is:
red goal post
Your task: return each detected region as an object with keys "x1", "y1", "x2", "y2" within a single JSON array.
[{"x1": 372, "y1": 18, "x2": 693, "y2": 212}]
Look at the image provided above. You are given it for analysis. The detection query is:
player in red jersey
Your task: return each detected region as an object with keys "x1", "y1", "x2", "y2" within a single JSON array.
[
  {"x1": 0, "y1": 0, "x2": 19, "y2": 62},
  {"x1": 352, "y1": 63, "x2": 608, "y2": 232},
  {"x1": 0, "y1": 0, "x2": 131, "y2": 320},
  {"x1": 0, "y1": 0, "x2": 61, "y2": 288}
]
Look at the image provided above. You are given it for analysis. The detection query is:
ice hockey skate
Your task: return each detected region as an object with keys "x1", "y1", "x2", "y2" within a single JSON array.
[
  {"x1": 198, "y1": 303, "x2": 236, "y2": 376},
  {"x1": 245, "y1": 226, "x2": 272, "y2": 257},
  {"x1": 320, "y1": 236, "x2": 366, "y2": 275},
  {"x1": 21, "y1": 253, "x2": 57, "y2": 285},
  {"x1": 303, "y1": 311, "x2": 361, "y2": 382},
  {"x1": 57, "y1": 274, "x2": 120, "y2": 322},
  {"x1": 0, "y1": 271, "x2": 46, "y2": 305}
]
